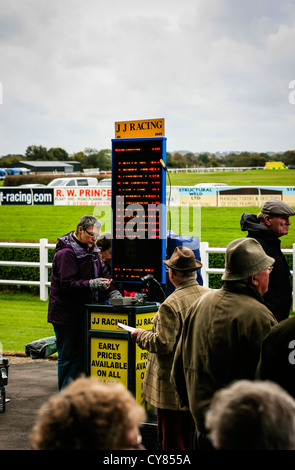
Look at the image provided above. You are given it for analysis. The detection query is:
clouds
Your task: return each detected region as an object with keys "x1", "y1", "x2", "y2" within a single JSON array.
[{"x1": 0, "y1": 0, "x2": 294, "y2": 155}]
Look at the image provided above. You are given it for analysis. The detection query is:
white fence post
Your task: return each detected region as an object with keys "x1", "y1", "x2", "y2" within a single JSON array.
[
  {"x1": 200, "y1": 241, "x2": 209, "y2": 288},
  {"x1": 0, "y1": 240, "x2": 293, "y2": 306},
  {"x1": 39, "y1": 238, "x2": 49, "y2": 301}
]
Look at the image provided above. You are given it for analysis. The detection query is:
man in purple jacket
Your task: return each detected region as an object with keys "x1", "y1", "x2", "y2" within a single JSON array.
[{"x1": 48, "y1": 215, "x2": 121, "y2": 390}]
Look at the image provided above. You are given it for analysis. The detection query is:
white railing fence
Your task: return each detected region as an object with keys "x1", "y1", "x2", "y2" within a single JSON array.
[
  {"x1": 0, "y1": 239, "x2": 55, "y2": 301},
  {"x1": 168, "y1": 166, "x2": 265, "y2": 173},
  {"x1": 0, "y1": 239, "x2": 294, "y2": 310}
]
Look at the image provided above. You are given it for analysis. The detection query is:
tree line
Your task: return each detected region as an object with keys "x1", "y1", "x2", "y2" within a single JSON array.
[
  {"x1": 0, "y1": 146, "x2": 112, "y2": 171},
  {"x1": 167, "y1": 150, "x2": 295, "y2": 168},
  {"x1": 1, "y1": 145, "x2": 295, "y2": 170}
]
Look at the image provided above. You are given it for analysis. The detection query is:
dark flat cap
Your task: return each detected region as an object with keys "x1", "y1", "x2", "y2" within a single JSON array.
[{"x1": 261, "y1": 198, "x2": 295, "y2": 216}]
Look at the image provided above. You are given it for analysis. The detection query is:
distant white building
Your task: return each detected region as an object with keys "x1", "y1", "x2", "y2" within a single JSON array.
[{"x1": 15, "y1": 161, "x2": 81, "y2": 173}]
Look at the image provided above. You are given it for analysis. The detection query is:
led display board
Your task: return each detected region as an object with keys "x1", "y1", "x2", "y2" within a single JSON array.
[{"x1": 111, "y1": 138, "x2": 167, "y2": 285}]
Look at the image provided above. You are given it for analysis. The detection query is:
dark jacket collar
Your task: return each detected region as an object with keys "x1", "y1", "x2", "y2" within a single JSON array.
[
  {"x1": 222, "y1": 280, "x2": 265, "y2": 305},
  {"x1": 55, "y1": 231, "x2": 99, "y2": 258},
  {"x1": 240, "y1": 212, "x2": 279, "y2": 242}
]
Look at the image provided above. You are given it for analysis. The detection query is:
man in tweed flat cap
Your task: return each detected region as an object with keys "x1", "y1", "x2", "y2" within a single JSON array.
[
  {"x1": 240, "y1": 198, "x2": 295, "y2": 322},
  {"x1": 130, "y1": 246, "x2": 210, "y2": 450}
]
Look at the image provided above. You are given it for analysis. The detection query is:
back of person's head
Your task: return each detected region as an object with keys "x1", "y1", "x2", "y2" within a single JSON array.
[
  {"x1": 163, "y1": 246, "x2": 202, "y2": 280},
  {"x1": 29, "y1": 377, "x2": 146, "y2": 450},
  {"x1": 96, "y1": 232, "x2": 111, "y2": 251},
  {"x1": 222, "y1": 238, "x2": 274, "y2": 282},
  {"x1": 205, "y1": 380, "x2": 295, "y2": 450}
]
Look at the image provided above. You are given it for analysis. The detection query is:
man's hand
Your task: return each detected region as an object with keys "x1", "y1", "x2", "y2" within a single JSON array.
[{"x1": 130, "y1": 328, "x2": 144, "y2": 342}]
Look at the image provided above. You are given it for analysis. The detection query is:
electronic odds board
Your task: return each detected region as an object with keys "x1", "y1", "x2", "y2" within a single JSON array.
[{"x1": 111, "y1": 137, "x2": 167, "y2": 286}]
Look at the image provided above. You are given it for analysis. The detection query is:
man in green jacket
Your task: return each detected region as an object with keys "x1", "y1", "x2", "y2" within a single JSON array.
[
  {"x1": 130, "y1": 246, "x2": 210, "y2": 450},
  {"x1": 171, "y1": 238, "x2": 277, "y2": 449}
]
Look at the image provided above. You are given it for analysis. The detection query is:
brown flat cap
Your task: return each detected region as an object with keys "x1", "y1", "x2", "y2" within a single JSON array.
[
  {"x1": 164, "y1": 246, "x2": 202, "y2": 272},
  {"x1": 261, "y1": 198, "x2": 295, "y2": 217}
]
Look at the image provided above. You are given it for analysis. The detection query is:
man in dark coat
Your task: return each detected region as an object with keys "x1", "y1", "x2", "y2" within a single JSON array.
[
  {"x1": 260, "y1": 315, "x2": 295, "y2": 399},
  {"x1": 171, "y1": 238, "x2": 277, "y2": 449},
  {"x1": 48, "y1": 215, "x2": 121, "y2": 390},
  {"x1": 240, "y1": 198, "x2": 294, "y2": 322}
]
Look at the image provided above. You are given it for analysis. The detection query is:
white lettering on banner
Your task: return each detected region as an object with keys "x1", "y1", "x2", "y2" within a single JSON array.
[{"x1": 0, "y1": 188, "x2": 53, "y2": 205}]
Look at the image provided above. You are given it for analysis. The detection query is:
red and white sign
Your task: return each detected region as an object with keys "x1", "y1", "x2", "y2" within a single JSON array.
[{"x1": 54, "y1": 187, "x2": 111, "y2": 206}]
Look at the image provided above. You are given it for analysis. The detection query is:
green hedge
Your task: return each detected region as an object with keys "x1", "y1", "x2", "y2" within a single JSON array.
[
  {"x1": 0, "y1": 247, "x2": 55, "y2": 284},
  {"x1": 0, "y1": 247, "x2": 292, "y2": 292},
  {"x1": 209, "y1": 252, "x2": 224, "y2": 289},
  {"x1": 208, "y1": 252, "x2": 293, "y2": 289},
  {"x1": 3, "y1": 174, "x2": 106, "y2": 186}
]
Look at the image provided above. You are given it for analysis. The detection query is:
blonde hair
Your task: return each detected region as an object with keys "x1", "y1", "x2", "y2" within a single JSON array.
[{"x1": 29, "y1": 377, "x2": 146, "y2": 450}]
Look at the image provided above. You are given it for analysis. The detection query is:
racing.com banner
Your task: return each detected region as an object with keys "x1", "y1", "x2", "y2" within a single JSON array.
[{"x1": 0, "y1": 187, "x2": 54, "y2": 205}]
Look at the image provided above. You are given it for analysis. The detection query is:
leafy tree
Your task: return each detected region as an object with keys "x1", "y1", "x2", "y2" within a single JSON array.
[
  {"x1": 197, "y1": 153, "x2": 209, "y2": 166},
  {"x1": 281, "y1": 150, "x2": 295, "y2": 166},
  {"x1": 184, "y1": 152, "x2": 197, "y2": 166},
  {"x1": 249, "y1": 155, "x2": 267, "y2": 167},
  {"x1": 25, "y1": 145, "x2": 49, "y2": 161},
  {"x1": 96, "y1": 149, "x2": 112, "y2": 170},
  {"x1": 48, "y1": 147, "x2": 69, "y2": 161},
  {"x1": 222, "y1": 153, "x2": 240, "y2": 166},
  {"x1": 71, "y1": 151, "x2": 86, "y2": 169},
  {"x1": 233, "y1": 154, "x2": 267, "y2": 167},
  {"x1": 206, "y1": 159, "x2": 221, "y2": 167},
  {"x1": 166, "y1": 151, "x2": 172, "y2": 167},
  {"x1": 0, "y1": 155, "x2": 23, "y2": 166},
  {"x1": 84, "y1": 148, "x2": 111, "y2": 170},
  {"x1": 170, "y1": 152, "x2": 187, "y2": 168}
]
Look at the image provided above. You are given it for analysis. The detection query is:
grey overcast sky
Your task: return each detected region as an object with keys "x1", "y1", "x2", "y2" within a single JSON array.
[{"x1": 0, "y1": 0, "x2": 295, "y2": 156}]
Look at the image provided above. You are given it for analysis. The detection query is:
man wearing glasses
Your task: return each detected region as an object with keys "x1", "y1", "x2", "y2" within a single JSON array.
[
  {"x1": 240, "y1": 198, "x2": 295, "y2": 322},
  {"x1": 171, "y1": 238, "x2": 277, "y2": 449},
  {"x1": 48, "y1": 215, "x2": 121, "y2": 390}
]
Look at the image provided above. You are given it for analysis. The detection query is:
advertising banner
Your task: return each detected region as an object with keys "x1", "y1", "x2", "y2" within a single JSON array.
[
  {"x1": 0, "y1": 187, "x2": 53, "y2": 205},
  {"x1": 86, "y1": 305, "x2": 156, "y2": 408},
  {"x1": 90, "y1": 337, "x2": 128, "y2": 385},
  {"x1": 115, "y1": 118, "x2": 165, "y2": 139},
  {"x1": 53, "y1": 187, "x2": 111, "y2": 206},
  {"x1": 1, "y1": 185, "x2": 294, "y2": 207},
  {"x1": 177, "y1": 186, "x2": 295, "y2": 207}
]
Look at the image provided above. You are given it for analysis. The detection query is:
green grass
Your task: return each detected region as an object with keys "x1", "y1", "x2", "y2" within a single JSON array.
[
  {"x1": 0, "y1": 169, "x2": 294, "y2": 353},
  {"x1": 168, "y1": 206, "x2": 294, "y2": 248},
  {"x1": 0, "y1": 204, "x2": 294, "y2": 247},
  {"x1": 0, "y1": 205, "x2": 97, "y2": 243},
  {"x1": 168, "y1": 169, "x2": 295, "y2": 186},
  {"x1": 0, "y1": 169, "x2": 294, "y2": 243},
  {"x1": 0, "y1": 291, "x2": 54, "y2": 354}
]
